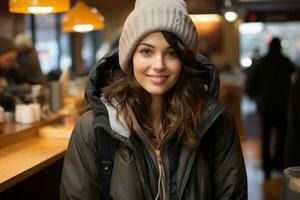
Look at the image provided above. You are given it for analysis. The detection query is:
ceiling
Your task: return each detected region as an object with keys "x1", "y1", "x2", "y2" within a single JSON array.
[
  {"x1": 85, "y1": 0, "x2": 135, "y2": 11},
  {"x1": 1, "y1": 0, "x2": 299, "y2": 16},
  {"x1": 238, "y1": 0, "x2": 300, "y2": 12},
  {"x1": 84, "y1": 0, "x2": 300, "y2": 13}
]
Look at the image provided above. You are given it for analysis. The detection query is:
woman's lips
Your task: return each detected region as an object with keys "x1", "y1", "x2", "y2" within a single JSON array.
[{"x1": 146, "y1": 74, "x2": 169, "y2": 84}]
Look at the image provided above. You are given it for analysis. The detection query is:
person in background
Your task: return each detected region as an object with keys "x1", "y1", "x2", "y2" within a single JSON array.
[
  {"x1": 0, "y1": 36, "x2": 31, "y2": 111},
  {"x1": 0, "y1": 37, "x2": 17, "y2": 87},
  {"x1": 244, "y1": 48, "x2": 261, "y2": 98},
  {"x1": 284, "y1": 69, "x2": 300, "y2": 168},
  {"x1": 251, "y1": 47, "x2": 261, "y2": 68},
  {"x1": 246, "y1": 37, "x2": 294, "y2": 179},
  {"x1": 14, "y1": 33, "x2": 45, "y2": 84},
  {"x1": 60, "y1": 0, "x2": 247, "y2": 199}
]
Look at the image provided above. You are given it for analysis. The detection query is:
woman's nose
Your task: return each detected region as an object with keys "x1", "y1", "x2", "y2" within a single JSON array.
[{"x1": 153, "y1": 54, "x2": 165, "y2": 71}]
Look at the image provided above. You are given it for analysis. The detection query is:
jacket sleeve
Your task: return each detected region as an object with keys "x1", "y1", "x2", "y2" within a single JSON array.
[
  {"x1": 60, "y1": 111, "x2": 102, "y2": 200},
  {"x1": 203, "y1": 110, "x2": 248, "y2": 200}
]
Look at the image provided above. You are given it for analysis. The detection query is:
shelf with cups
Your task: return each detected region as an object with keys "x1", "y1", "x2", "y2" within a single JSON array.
[
  {"x1": 0, "y1": 95, "x2": 84, "y2": 147},
  {"x1": 0, "y1": 95, "x2": 85, "y2": 192},
  {"x1": 0, "y1": 114, "x2": 61, "y2": 148}
]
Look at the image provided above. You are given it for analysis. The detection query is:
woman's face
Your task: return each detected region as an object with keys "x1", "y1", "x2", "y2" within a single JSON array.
[{"x1": 132, "y1": 32, "x2": 182, "y2": 98}]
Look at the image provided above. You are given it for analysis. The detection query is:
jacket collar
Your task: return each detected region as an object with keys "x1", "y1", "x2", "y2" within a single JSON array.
[
  {"x1": 94, "y1": 95, "x2": 226, "y2": 144},
  {"x1": 197, "y1": 96, "x2": 226, "y2": 142},
  {"x1": 101, "y1": 97, "x2": 130, "y2": 138}
]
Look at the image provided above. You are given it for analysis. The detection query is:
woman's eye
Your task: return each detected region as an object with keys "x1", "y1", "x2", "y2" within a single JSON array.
[
  {"x1": 140, "y1": 49, "x2": 152, "y2": 56},
  {"x1": 167, "y1": 50, "x2": 178, "y2": 58}
]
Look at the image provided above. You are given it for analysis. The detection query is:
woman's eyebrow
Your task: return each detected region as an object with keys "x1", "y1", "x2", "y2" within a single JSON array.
[
  {"x1": 138, "y1": 43, "x2": 172, "y2": 49},
  {"x1": 137, "y1": 43, "x2": 154, "y2": 48}
]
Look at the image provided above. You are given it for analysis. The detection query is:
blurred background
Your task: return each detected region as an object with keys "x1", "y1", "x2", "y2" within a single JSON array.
[{"x1": 0, "y1": 0, "x2": 300, "y2": 199}]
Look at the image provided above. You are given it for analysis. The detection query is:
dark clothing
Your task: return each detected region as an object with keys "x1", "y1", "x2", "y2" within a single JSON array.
[
  {"x1": 246, "y1": 51, "x2": 294, "y2": 177},
  {"x1": 16, "y1": 49, "x2": 45, "y2": 84},
  {"x1": 60, "y1": 51, "x2": 247, "y2": 199},
  {"x1": 246, "y1": 54, "x2": 294, "y2": 113},
  {"x1": 261, "y1": 111, "x2": 287, "y2": 174},
  {"x1": 0, "y1": 66, "x2": 31, "y2": 111},
  {"x1": 0, "y1": 66, "x2": 30, "y2": 86},
  {"x1": 284, "y1": 70, "x2": 300, "y2": 167},
  {"x1": 0, "y1": 94, "x2": 15, "y2": 111}
]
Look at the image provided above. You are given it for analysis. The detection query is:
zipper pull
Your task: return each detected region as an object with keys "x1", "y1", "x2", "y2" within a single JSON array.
[{"x1": 155, "y1": 149, "x2": 162, "y2": 163}]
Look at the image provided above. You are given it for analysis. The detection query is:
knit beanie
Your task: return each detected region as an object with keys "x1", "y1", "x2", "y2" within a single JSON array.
[
  {"x1": 118, "y1": 0, "x2": 199, "y2": 72},
  {"x1": 0, "y1": 37, "x2": 16, "y2": 56}
]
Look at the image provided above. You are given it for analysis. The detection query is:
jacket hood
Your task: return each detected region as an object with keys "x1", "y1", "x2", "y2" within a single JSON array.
[
  {"x1": 84, "y1": 48, "x2": 222, "y2": 139},
  {"x1": 85, "y1": 48, "x2": 120, "y2": 111},
  {"x1": 85, "y1": 48, "x2": 131, "y2": 139}
]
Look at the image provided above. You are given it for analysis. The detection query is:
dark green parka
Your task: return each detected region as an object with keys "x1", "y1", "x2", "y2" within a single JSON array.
[{"x1": 60, "y1": 51, "x2": 247, "y2": 200}]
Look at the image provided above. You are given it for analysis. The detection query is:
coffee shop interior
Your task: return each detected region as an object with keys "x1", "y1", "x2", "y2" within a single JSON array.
[{"x1": 0, "y1": 0, "x2": 300, "y2": 199}]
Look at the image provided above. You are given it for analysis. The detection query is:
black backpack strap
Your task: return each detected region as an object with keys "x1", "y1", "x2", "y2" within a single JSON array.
[{"x1": 95, "y1": 127, "x2": 119, "y2": 200}]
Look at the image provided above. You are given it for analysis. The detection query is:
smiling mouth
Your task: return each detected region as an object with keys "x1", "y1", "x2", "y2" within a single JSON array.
[
  {"x1": 146, "y1": 74, "x2": 169, "y2": 83},
  {"x1": 146, "y1": 74, "x2": 169, "y2": 78}
]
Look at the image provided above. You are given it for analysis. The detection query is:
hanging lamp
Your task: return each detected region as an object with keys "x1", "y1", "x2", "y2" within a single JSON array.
[
  {"x1": 223, "y1": 0, "x2": 238, "y2": 22},
  {"x1": 9, "y1": 0, "x2": 70, "y2": 14},
  {"x1": 61, "y1": 1, "x2": 105, "y2": 33}
]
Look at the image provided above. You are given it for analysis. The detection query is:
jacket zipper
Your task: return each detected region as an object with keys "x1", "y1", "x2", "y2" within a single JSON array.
[
  {"x1": 154, "y1": 148, "x2": 169, "y2": 200},
  {"x1": 137, "y1": 128, "x2": 172, "y2": 200},
  {"x1": 138, "y1": 123, "x2": 182, "y2": 200},
  {"x1": 154, "y1": 149, "x2": 162, "y2": 164}
]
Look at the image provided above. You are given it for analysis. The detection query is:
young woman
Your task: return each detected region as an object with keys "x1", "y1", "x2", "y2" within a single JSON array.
[{"x1": 60, "y1": 0, "x2": 247, "y2": 199}]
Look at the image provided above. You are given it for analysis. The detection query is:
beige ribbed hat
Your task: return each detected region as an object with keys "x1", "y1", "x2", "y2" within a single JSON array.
[{"x1": 118, "y1": 0, "x2": 199, "y2": 72}]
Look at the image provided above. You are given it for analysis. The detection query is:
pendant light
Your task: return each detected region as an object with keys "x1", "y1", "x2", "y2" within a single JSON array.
[
  {"x1": 61, "y1": 1, "x2": 105, "y2": 33},
  {"x1": 223, "y1": 0, "x2": 238, "y2": 22},
  {"x1": 9, "y1": 0, "x2": 70, "y2": 14}
]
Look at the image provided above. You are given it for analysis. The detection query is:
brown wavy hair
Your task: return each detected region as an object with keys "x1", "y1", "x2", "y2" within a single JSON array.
[{"x1": 103, "y1": 31, "x2": 206, "y2": 148}]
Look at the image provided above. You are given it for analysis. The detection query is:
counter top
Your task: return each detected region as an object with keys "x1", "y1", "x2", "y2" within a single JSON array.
[
  {"x1": 0, "y1": 137, "x2": 69, "y2": 192},
  {"x1": 0, "y1": 116, "x2": 71, "y2": 192}
]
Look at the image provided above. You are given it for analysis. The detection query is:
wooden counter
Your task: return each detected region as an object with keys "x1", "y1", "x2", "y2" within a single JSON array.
[
  {"x1": 0, "y1": 137, "x2": 69, "y2": 192},
  {"x1": 0, "y1": 117, "x2": 70, "y2": 193},
  {"x1": 0, "y1": 115, "x2": 61, "y2": 148}
]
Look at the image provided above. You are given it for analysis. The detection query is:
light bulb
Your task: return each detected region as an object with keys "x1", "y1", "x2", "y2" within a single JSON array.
[
  {"x1": 27, "y1": 6, "x2": 54, "y2": 14},
  {"x1": 73, "y1": 24, "x2": 94, "y2": 32},
  {"x1": 225, "y1": 11, "x2": 238, "y2": 22}
]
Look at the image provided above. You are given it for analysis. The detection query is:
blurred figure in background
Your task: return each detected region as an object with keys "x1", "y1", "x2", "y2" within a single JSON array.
[
  {"x1": 14, "y1": 33, "x2": 45, "y2": 84},
  {"x1": 245, "y1": 37, "x2": 294, "y2": 179},
  {"x1": 0, "y1": 37, "x2": 17, "y2": 84},
  {"x1": 0, "y1": 36, "x2": 31, "y2": 111},
  {"x1": 284, "y1": 69, "x2": 300, "y2": 168},
  {"x1": 251, "y1": 47, "x2": 261, "y2": 68},
  {"x1": 0, "y1": 36, "x2": 18, "y2": 111},
  {"x1": 245, "y1": 47, "x2": 261, "y2": 75}
]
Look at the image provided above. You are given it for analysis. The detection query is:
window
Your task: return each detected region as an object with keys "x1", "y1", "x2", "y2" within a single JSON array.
[
  {"x1": 239, "y1": 21, "x2": 300, "y2": 68},
  {"x1": 25, "y1": 14, "x2": 72, "y2": 75},
  {"x1": 82, "y1": 30, "x2": 103, "y2": 70}
]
